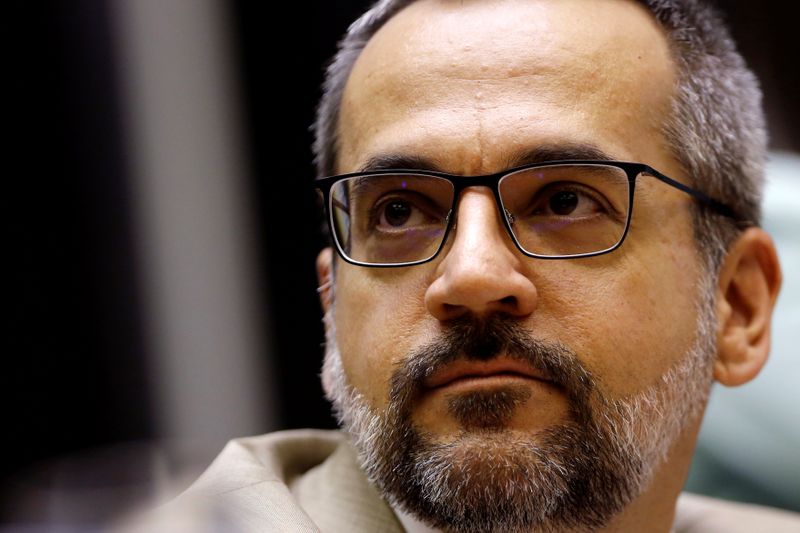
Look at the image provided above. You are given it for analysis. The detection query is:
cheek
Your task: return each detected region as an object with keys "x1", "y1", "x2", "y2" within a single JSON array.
[
  {"x1": 533, "y1": 241, "x2": 702, "y2": 397},
  {"x1": 333, "y1": 266, "x2": 432, "y2": 409}
]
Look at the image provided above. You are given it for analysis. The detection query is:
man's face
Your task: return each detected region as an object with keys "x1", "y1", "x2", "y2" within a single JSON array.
[{"x1": 321, "y1": 0, "x2": 715, "y2": 530}]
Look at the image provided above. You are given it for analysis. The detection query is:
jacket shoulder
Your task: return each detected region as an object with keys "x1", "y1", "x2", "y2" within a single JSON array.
[
  {"x1": 116, "y1": 429, "x2": 349, "y2": 533},
  {"x1": 189, "y1": 428, "x2": 347, "y2": 494},
  {"x1": 675, "y1": 492, "x2": 800, "y2": 533}
]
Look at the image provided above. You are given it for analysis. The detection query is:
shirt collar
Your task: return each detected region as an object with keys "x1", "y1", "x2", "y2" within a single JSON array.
[{"x1": 391, "y1": 502, "x2": 442, "y2": 533}]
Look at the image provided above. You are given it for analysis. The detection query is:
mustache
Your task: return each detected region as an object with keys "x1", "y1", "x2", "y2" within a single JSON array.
[{"x1": 388, "y1": 314, "x2": 596, "y2": 418}]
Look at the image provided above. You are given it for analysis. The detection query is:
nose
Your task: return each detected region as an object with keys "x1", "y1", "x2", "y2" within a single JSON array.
[{"x1": 425, "y1": 187, "x2": 538, "y2": 321}]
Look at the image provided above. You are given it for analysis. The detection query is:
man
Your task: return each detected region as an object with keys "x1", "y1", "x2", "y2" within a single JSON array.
[{"x1": 150, "y1": 0, "x2": 798, "y2": 531}]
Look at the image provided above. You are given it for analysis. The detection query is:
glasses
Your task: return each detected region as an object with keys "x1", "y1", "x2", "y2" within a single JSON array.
[{"x1": 315, "y1": 160, "x2": 735, "y2": 267}]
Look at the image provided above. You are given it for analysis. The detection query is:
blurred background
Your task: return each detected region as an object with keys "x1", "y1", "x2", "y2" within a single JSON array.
[{"x1": 7, "y1": 0, "x2": 799, "y2": 528}]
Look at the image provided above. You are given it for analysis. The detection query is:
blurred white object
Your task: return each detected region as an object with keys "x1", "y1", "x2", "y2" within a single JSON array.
[{"x1": 113, "y1": 0, "x2": 276, "y2": 469}]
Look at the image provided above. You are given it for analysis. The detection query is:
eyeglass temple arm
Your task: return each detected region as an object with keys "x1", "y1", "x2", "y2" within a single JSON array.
[{"x1": 646, "y1": 168, "x2": 737, "y2": 220}]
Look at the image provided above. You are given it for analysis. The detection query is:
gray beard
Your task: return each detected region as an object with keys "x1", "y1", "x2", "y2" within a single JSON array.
[{"x1": 322, "y1": 277, "x2": 716, "y2": 533}]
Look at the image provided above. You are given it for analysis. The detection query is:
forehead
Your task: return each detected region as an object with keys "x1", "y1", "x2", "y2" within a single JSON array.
[{"x1": 338, "y1": 0, "x2": 677, "y2": 175}]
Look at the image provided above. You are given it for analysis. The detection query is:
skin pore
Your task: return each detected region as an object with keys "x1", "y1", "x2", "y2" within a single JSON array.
[{"x1": 316, "y1": 0, "x2": 782, "y2": 531}]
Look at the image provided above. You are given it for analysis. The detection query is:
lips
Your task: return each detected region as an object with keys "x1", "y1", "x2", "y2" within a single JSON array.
[{"x1": 424, "y1": 357, "x2": 553, "y2": 390}]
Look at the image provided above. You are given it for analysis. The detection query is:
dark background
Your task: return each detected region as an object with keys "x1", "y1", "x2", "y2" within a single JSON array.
[{"x1": 7, "y1": 0, "x2": 799, "y2": 524}]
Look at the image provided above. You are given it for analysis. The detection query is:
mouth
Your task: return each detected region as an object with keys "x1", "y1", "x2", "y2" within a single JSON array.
[{"x1": 424, "y1": 357, "x2": 555, "y2": 391}]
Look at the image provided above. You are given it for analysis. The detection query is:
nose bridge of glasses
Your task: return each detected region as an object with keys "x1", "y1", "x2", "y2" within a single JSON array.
[
  {"x1": 449, "y1": 168, "x2": 510, "y2": 220},
  {"x1": 449, "y1": 184, "x2": 517, "y2": 251}
]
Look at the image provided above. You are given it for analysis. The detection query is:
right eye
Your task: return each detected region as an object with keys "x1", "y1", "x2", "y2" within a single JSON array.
[
  {"x1": 372, "y1": 193, "x2": 442, "y2": 232},
  {"x1": 380, "y1": 198, "x2": 414, "y2": 227}
]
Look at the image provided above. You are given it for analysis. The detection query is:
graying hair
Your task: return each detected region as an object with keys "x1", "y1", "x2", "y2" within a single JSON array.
[
  {"x1": 320, "y1": 265, "x2": 719, "y2": 531},
  {"x1": 313, "y1": 0, "x2": 767, "y2": 272}
]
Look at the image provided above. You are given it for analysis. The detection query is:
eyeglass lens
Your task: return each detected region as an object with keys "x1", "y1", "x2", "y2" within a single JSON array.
[{"x1": 329, "y1": 164, "x2": 631, "y2": 264}]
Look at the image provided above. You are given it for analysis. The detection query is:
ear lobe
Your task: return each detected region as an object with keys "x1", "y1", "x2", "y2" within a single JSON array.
[
  {"x1": 714, "y1": 227, "x2": 782, "y2": 386},
  {"x1": 316, "y1": 247, "x2": 334, "y2": 313}
]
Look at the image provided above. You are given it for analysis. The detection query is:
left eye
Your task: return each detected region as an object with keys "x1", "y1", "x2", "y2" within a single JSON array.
[{"x1": 529, "y1": 184, "x2": 608, "y2": 218}]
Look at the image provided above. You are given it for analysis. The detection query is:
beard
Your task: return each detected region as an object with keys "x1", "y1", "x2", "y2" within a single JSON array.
[{"x1": 321, "y1": 278, "x2": 717, "y2": 533}]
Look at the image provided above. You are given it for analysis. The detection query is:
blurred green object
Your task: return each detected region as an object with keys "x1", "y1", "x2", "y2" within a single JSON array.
[{"x1": 685, "y1": 151, "x2": 800, "y2": 512}]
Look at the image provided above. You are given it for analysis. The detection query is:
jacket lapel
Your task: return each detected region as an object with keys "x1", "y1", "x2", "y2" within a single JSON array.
[{"x1": 291, "y1": 438, "x2": 404, "y2": 533}]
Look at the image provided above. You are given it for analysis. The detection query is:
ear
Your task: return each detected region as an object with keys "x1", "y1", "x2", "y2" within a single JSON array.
[
  {"x1": 316, "y1": 247, "x2": 334, "y2": 313},
  {"x1": 714, "y1": 227, "x2": 782, "y2": 386}
]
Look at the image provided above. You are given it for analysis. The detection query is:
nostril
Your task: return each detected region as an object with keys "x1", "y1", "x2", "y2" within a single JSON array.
[{"x1": 500, "y1": 295, "x2": 518, "y2": 306}]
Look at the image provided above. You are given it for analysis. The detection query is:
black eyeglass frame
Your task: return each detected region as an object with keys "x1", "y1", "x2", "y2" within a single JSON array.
[{"x1": 315, "y1": 160, "x2": 736, "y2": 268}]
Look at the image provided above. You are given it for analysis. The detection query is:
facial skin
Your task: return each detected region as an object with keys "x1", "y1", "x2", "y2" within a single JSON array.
[
  {"x1": 333, "y1": 0, "x2": 698, "y2": 426},
  {"x1": 316, "y1": 0, "x2": 781, "y2": 531}
]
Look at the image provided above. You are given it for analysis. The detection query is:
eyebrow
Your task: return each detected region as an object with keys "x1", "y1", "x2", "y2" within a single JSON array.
[
  {"x1": 357, "y1": 143, "x2": 617, "y2": 174},
  {"x1": 505, "y1": 143, "x2": 616, "y2": 168},
  {"x1": 358, "y1": 154, "x2": 440, "y2": 173}
]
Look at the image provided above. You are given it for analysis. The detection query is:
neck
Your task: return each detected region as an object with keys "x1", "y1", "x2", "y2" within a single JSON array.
[{"x1": 593, "y1": 415, "x2": 702, "y2": 533}]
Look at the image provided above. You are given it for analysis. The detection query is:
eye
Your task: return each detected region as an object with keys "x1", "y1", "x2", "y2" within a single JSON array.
[
  {"x1": 372, "y1": 193, "x2": 444, "y2": 231},
  {"x1": 382, "y1": 199, "x2": 413, "y2": 227},
  {"x1": 530, "y1": 183, "x2": 608, "y2": 218},
  {"x1": 548, "y1": 190, "x2": 580, "y2": 215}
]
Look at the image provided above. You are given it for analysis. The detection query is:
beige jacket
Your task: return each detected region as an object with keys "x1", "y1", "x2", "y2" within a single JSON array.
[{"x1": 126, "y1": 429, "x2": 800, "y2": 532}]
